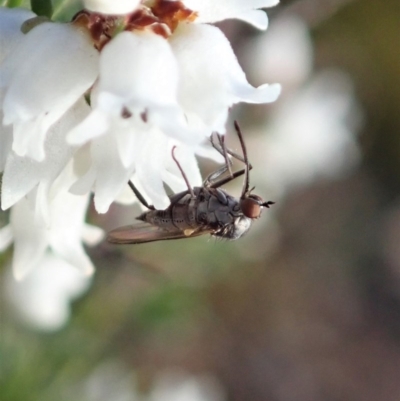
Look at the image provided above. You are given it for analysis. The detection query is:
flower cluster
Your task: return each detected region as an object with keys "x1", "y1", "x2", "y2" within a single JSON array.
[{"x1": 0, "y1": 0, "x2": 280, "y2": 283}]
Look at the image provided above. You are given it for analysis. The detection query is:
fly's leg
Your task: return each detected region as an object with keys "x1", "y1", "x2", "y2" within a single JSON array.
[
  {"x1": 128, "y1": 181, "x2": 155, "y2": 210},
  {"x1": 211, "y1": 133, "x2": 233, "y2": 178},
  {"x1": 203, "y1": 134, "x2": 232, "y2": 187},
  {"x1": 172, "y1": 146, "x2": 195, "y2": 199},
  {"x1": 206, "y1": 123, "x2": 253, "y2": 189}
]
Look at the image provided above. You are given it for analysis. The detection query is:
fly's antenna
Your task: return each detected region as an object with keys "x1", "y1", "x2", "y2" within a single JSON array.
[
  {"x1": 234, "y1": 121, "x2": 250, "y2": 198},
  {"x1": 262, "y1": 201, "x2": 275, "y2": 208},
  {"x1": 171, "y1": 146, "x2": 195, "y2": 198}
]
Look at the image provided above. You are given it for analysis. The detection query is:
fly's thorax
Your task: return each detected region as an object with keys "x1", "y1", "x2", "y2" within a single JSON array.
[
  {"x1": 194, "y1": 187, "x2": 253, "y2": 239},
  {"x1": 194, "y1": 187, "x2": 242, "y2": 230}
]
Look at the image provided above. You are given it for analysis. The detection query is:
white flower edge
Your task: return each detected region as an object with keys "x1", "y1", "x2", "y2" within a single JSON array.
[
  {"x1": 183, "y1": 0, "x2": 279, "y2": 29},
  {"x1": 83, "y1": 0, "x2": 141, "y2": 15}
]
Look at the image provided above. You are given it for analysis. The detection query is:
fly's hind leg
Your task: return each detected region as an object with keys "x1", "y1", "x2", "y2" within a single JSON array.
[{"x1": 128, "y1": 181, "x2": 155, "y2": 210}]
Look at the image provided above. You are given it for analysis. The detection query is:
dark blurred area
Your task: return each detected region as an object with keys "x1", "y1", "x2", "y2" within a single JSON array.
[{"x1": 3, "y1": 0, "x2": 400, "y2": 400}]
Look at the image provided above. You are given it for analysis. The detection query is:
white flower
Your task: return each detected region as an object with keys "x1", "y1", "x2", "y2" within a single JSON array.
[
  {"x1": 149, "y1": 370, "x2": 225, "y2": 401},
  {"x1": 243, "y1": 16, "x2": 362, "y2": 196},
  {"x1": 170, "y1": 23, "x2": 281, "y2": 133},
  {"x1": 5, "y1": 252, "x2": 92, "y2": 331},
  {"x1": 263, "y1": 70, "x2": 361, "y2": 191},
  {"x1": 0, "y1": 7, "x2": 36, "y2": 172},
  {"x1": 1, "y1": 98, "x2": 91, "y2": 220},
  {"x1": 0, "y1": 19, "x2": 99, "y2": 161},
  {"x1": 243, "y1": 15, "x2": 313, "y2": 89},
  {"x1": 0, "y1": 174, "x2": 104, "y2": 280}
]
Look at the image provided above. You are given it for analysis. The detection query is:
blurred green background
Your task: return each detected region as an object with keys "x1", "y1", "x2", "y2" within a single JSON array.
[{"x1": 2, "y1": 0, "x2": 400, "y2": 400}]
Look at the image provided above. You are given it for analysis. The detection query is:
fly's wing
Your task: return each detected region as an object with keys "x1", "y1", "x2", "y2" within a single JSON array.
[{"x1": 107, "y1": 222, "x2": 208, "y2": 244}]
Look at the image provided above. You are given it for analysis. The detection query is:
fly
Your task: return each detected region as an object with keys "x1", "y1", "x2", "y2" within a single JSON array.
[{"x1": 107, "y1": 121, "x2": 274, "y2": 244}]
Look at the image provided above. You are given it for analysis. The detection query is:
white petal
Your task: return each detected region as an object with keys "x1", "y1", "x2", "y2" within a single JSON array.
[
  {"x1": 0, "y1": 113, "x2": 13, "y2": 172},
  {"x1": 0, "y1": 7, "x2": 36, "y2": 63},
  {"x1": 72, "y1": 134, "x2": 134, "y2": 213},
  {"x1": 235, "y1": 9, "x2": 269, "y2": 30},
  {"x1": 170, "y1": 24, "x2": 280, "y2": 132},
  {"x1": 83, "y1": 0, "x2": 141, "y2": 15},
  {"x1": 261, "y1": 70, "x2": 361, "y2": 190},
  {"x1": 183, "y1": 0, "x2": 278, "y2": 28},
  {"x1": 48, "y1": 192, "x2": 96, "y2": 276},
  {"x1": 1, "y1": 98, "x2": 90, "y2": 211},
  {"x1": 1, "y1": 22, "x2": 99, "y2": 160},
  {"x1": 67, "y1": 108, "x2": 110, "y2": 145},
  {"x1": 243, "y1": 15, "x2": 313, "y2": 88},
  {"x1": 135, "y1": 130, "x2": 170, "y2": 209},
  {"x1": 10, "y1": 197, "x2": 48, "y2": 280},
  {"x1": 82, "y1": 224, "x2": 105, "y2": 246},
  {"x1": 99, "y1": 31, "x2": 178, "y2": 106},
  {"x1": 0, "y1": 224, "x2": 13, "y2": 252},
  {"x1": 5, "y1": 253, "x2": 92, "y2": 331},
  {"x1": 96, "y1": 31, "x2": 205, "y2": 144}
]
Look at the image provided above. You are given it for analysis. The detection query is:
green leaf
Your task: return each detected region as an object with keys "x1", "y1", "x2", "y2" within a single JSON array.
[
  {"x1": 3, "y1": 0, "x2": 25, "y2": 7},
  {"x1": 30, "y1": 0, "x2": 53, "y2": 18}
]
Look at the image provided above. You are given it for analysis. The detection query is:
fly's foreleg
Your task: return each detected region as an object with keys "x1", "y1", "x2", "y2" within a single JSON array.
[{"x1": 206, "y1": 127, "x2": 253, "y2": 189}]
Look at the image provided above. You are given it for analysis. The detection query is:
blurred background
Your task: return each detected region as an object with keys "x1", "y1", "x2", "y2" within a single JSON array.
[{"x1": 2, "y1": 0, "x2": 400, "y2": 400}]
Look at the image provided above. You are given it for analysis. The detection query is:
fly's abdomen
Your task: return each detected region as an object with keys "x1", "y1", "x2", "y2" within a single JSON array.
[{"x1": 139, "y1": 193, "x2": 198, "y2": 232}]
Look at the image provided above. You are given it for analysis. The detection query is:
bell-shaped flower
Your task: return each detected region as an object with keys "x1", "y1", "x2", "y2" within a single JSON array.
[
  {"x1": 68, "y1": 30, "x2": 205, "y2": 148},
  {"x1": 170, "y1": 23, "x2": 281, "y2": 133},
  {"x1": 67, "y1": 30, "x2": 210, "y2": 211},
  {"x1": 1, "y1": 99, "x2": 91, "y2": 224},
  {"x1": 0, "y1": 20, "x2": 99, "y2": 161},
  {"x1": 0, "y1": 166, "x2": 104, "y2": 280},
  {"x1": 0, "y1": 7, "x2": 36, "y2": 172}
]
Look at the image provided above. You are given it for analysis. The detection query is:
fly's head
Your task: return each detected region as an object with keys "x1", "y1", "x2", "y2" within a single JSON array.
[
  {"x1": 213, "y1": 192, "x2": 275, "y2": 240},
  {"x1": 240, "y1": 193, "x2": 275, "y2": 219}
]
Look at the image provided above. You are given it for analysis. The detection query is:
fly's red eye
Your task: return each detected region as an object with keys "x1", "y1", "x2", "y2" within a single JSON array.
[{"x1": 240, "y1": 197, "x2": 261, "y2": 219}]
